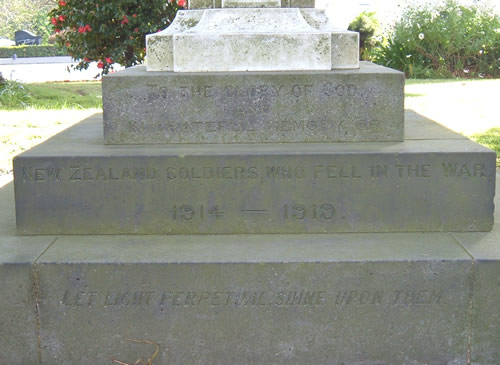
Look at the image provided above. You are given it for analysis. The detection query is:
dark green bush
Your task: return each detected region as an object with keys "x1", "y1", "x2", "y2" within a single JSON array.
[
  {"x1": 0, "y1": 45, "x2": 67, "y2": 58},
  {"x1": 348, "y1": 11, "x2": 379, "y2": 61},
  {"x1": 0, "y1": 80, "x2": 32, "y2": 109},
  {"x1": 373, "y1": 0, "x2": 500, "y2": 78},
  {"x1": 49, "y1": 0, "x2": 185, "y2": 76}
]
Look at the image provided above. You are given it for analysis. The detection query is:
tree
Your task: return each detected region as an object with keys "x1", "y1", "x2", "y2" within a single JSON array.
[
  {"x1": 0, "y1": 0, "x2": 56, "y2": 42},
  {"x1": 49, "y1": 0, "x2": 185, "y2": 75}
]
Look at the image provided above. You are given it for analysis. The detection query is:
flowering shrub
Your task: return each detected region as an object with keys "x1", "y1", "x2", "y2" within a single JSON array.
[
  {"x1": 373, "y1": 0, "x2": 500, "y2": 78},
  {"x1": 49, "y1": 0, "x2": 185, "y2": 75}
]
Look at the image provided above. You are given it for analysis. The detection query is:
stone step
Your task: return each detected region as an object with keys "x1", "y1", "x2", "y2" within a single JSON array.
[
  {"x1": 14, "y1": 114, "x2": 495, "y2": 235},
  {"x1": 103, "y1": 63, "x2": 403, "y2": 144},
  {"x1": 2, "y1": 178, "x2": 500, "y2": 364},
  {"x1": 146, "y1": 8, "x2": 359, "y2": 72}
]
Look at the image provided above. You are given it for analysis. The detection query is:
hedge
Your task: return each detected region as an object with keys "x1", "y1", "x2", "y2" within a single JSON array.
[{"x1": 0, "y1": 45, "x2": 67, "y2": 59}]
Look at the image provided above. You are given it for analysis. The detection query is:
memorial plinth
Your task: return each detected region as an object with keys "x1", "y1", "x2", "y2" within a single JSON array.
[
  {"x1": 146, "y1": 6, "x2": 359, "y2": 72},
  {"x1": 103, "y1": 63, "x2": 404, "y2": 144},
  {"x1": 6, "y1": 0, "x2": 499, "y2": 362},
  {"x1": 1, "y1": 178, "x2": 500, "y2": 364},
  {"x1": 14, "y1": 113, "x2": 495, "y2": 235}
]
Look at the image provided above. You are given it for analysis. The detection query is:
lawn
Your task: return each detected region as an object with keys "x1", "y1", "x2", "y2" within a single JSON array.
[{"x1": 0, "y1": 81, "x2": 102, "y2": 110}]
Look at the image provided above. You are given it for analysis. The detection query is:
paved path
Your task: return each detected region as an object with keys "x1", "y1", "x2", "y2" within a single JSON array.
[
  {"x1": 0, "y1": 56, "x2": 74, "y2": 65},
  {"x1": 405, "y1": 80, "x2": 500, "y2": 136},
  {"x1": 0, "y1": 56, "x2": 123, "y2": 83}
]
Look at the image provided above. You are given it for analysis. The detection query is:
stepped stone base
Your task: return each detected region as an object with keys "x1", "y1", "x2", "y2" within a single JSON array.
[
  {"x1": 14, "y1": 112, "x2": 495, "y2": 235},
  {"x1": 103, "y1": 63, "x2": 403, "y2": 144},
  {"x1": 1, "y1": 178, "x2": 499, "y2": 364},
  {"x1": 146, "y1": 8, "x2": 359, "y2": 72}
]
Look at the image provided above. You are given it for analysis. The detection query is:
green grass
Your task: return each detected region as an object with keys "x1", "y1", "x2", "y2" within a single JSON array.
[
  {"x1": 471, "y1": 128, "x2": 500, "y2": 167},
  {"x1": 0, "y1": 81, "x2": 102, "y2": 110},
  {"x1": 405, "y1": 78, "x2": 490, "y2": 85}
]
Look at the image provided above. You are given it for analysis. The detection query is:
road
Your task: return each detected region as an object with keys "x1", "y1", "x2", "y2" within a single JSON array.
[{"x1": 0, "y1": 56, "x2": 123, "y2": 83}]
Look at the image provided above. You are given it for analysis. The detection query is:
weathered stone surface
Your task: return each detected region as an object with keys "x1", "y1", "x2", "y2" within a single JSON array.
[
  {"x1": 34, "y1": 232, "x2": 471, "y2": 365},
  {"x1": 1, "y1": 172, "x2": 500, "y2": 363},
  {"x1": 14, "y1": 113, "x2": 495, "y2": 235},
  {"x1": 222, "y1": 0, "x2": 281, "y2": 7},
  {"x1": 189, "y1": 0, "x2": 315, "y2": 7},
  {"x1": 146, "y1": 8, "x2": 359, "y2": 72},
  {"x1": 453, "y1": 178, "x2": 500, "y2": 365},
  {"x1": 104, "y1": 63, "x2": 402, "y2": 144},
  {"x1": 0, "y1": 183, "x2": 55, "y2": 365}
]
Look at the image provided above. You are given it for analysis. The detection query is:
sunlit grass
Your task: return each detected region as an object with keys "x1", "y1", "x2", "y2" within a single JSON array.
[
  {"x1": 471, "y1": 128, "x2": 500, "y2": 167},
  {"x1": 0, "y1": 81, "x2": 102, "y2": 110}
]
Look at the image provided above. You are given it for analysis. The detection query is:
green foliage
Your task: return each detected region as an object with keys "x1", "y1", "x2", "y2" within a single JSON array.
[
  {"x1": 373, "y1": 0, "x2": 500, "y2": 78},
  {"x1": 49, "y1": 0, "x2": 185, "y2": 76},
  {"x1": 0, "y1": 0, "x2": 55, "y2": 43},
  {"x1": 348, "y1": 11, "x2": 379, "y2": 60},
  {"x1": 0, "y1": 45, "x2": 67, "y2": 58},
  {"x1": 471, "y1": 128, "x2": 500, "y2": 166},
  {"x1": 0, "y1": 81, "x2": 102, "y2": 110},
  {"x1": 0, "y1": 80, "x2": 32, "y2": 109}
]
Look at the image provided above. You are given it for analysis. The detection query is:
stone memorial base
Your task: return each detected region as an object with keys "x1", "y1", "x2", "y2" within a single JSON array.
[
  {"x1": 14, "y1": 112, "x2": 495, "y2": 234},
  {"x1": 103, "y1": 63, "x2": 403, "y2": 144},
  {"x1": 1, "y1": 176, "x2": 499, "y2": 364}
]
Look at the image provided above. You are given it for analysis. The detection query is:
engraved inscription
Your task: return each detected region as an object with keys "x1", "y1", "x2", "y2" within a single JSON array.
[
  {"x1": 19, "y1": 161, "x2": 492, "y2": 186},
  {"x1": 69, "y1": 166, "x2": 157, "y2": 182},
  {"x1": 59, "y1": 288, "x2": 446, "y2": 309},
  {"x1": 117, "y1": 81, "x2": 395, "y2": 142},
  {"x1": 442, "y1": 163, "x2": 487, "y2": 177},
  {"x1": 22, "y1": 167, "x2": 61, "y2": 183},
  {"x1": 283, "y1": 203, "x2": 335, "y2": 221},
  {"x1": 396, "y1": 164, "x2": 432, "y2": 178},
  {"x1": 172, "y1": 205, "x2": 224, "y2": 220}
]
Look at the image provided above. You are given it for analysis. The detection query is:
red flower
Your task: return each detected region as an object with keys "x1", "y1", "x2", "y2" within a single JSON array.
[
  {"x1": 121, "y1": 15, "x2": 129, "y2": 25},
  {"x1": 59, "y1": 1, "x2": 67, "y2": 6},
  {"x1": 83, "y1": 57, "x2": 91, "y2": 62},
  {"x1": 55, "y1": 29, "x2": 61, "y2": 33},
  {"x1": 105, "y1": 57, "x2": 112, "y2": 64},
  {"x1": 78, "y1": 26, "x2": 85, "y2": 33},
  {"x1": 51, "y1": 17, "x2": 58, "y2": 25},
  {"x1": 65, "y1": 42, "x2": 71, "y2": 47},
  {"x1": 177, "y1": 0, "x2": 186, "y2": 7},
  {"x1": 85, "y1": 24, "x2": 92, "y2": 32},
  {"x1": 97, "y1": 61, "x2": 104, "y2": 69},
  {"x1": 134, "y1": 28, "x2": 139, "y2": 32},
  {"x1": 58, "y1": 15, "x2": 65, "y2": 22},
  {"x1": 132, "y1": 14, "x2": 137, "y2": 18}
]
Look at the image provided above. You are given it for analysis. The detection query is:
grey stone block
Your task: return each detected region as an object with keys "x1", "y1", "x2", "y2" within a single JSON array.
[
  {"x1": 34, "y1": 233, "x2": 471, "y2": 365},
  {"x1": 103, "y1": 63, "x2": 403, "y2": 144},
  {"x1": 1, "y1": 169, "x2": 500, "y2": 363},
  {"x1": 453, "y1": 180, "x2": 500, "y2": 365},
  {"x1": 146, "y1": 8, "x2": 358, "y2": 72},
  {"x1": 14, "y1": 114, "x2": 496, "y2": 235},
  {"x1": 0, "y1": 183, "x2": 55, "y2": 365}
]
